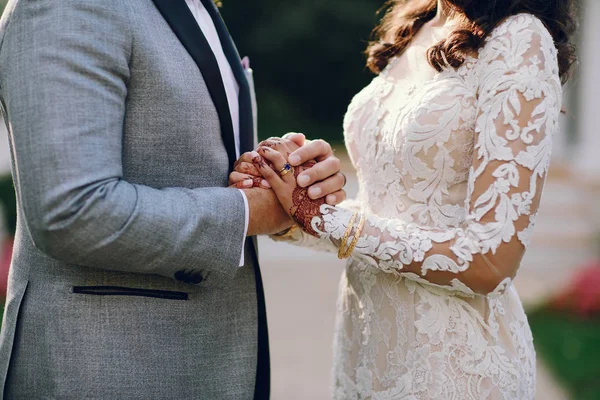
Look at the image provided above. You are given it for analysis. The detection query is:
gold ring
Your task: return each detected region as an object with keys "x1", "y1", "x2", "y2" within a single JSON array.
[{"x1": 278, "y1": 163, "x2": 294, "y2": 177}]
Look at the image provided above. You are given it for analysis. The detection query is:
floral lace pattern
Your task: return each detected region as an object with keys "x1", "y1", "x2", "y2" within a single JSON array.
[{"x1": 277, "y1": 14, "x2": 561, "y2": 399}]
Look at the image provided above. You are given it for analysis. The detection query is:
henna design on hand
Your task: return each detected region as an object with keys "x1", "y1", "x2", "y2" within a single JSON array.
[
  {"x1": 238, "y1": 163, "x2": 255, "y2": 175},
  {"x1": 258, "y1": 140, "x2": 279, "y2": 149},
  {"x1": 250, "y1": 176, "x2": 264, "y2": 188},
  {"x1": 257, "y1": 147, "x2": 276, "y2": 170},
  {"x1": 289, "y1": 161, "x2": 325, "y2": 237},
  {"x1": 252, "y1": 155, "x2": 267, "y2": 169}
]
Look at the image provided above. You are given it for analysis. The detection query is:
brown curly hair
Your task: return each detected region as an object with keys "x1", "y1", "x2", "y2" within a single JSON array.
[{"x1": 366, "y1": 0, "x2": 577, "y2": 84}]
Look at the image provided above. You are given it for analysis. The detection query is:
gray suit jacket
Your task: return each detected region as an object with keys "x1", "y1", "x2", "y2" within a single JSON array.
[{"x1": 0, "y1": 0, "x2": 268, "y2": 398}]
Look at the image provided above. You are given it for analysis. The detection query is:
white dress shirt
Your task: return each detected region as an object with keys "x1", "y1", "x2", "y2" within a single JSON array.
[{"x1": 186, "y1": 0, "x2": 249, "y2": 266}]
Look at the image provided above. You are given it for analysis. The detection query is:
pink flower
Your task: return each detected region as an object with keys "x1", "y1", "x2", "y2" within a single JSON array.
[{"x1": 551, "y1": 261, "x2": 600, "y2": 316}]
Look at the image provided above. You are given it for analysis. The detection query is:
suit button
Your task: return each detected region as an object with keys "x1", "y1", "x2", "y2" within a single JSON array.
[{"x1": 174, "y1": 270, "x2": 204, "y2": 284}]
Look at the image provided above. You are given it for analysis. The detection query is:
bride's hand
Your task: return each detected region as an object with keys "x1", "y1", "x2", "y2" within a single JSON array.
[
  {"x1": 229, "y1": 136, "x2": 302, "y2": 189},
  {"x1": 228, "y1": 151, "x2": 271, "y2": 189},
  {"x1": 252, "y1": 146, "x2": 326, "y2": 237},
  {"x1": 230, "y1": 134, "x2": 347, "y2": 207}
]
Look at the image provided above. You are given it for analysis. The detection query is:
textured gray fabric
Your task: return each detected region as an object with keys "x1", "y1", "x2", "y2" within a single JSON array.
[{"x1": 0, "y1": 0, "x2": 260, "y2": 398}]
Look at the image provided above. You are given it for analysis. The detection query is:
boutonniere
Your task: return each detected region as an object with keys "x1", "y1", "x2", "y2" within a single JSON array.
[{"x1": 213, "y1": 0, "x2": 222, "y2": 7}]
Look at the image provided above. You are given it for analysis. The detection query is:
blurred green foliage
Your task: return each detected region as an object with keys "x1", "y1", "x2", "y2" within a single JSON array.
[
  {"x1": 0, "y1": 0, "x2": 383, "y2": 143},
  {"x1": 529, "y1": 307, "x2": 600, "y2": 400},
  {"x1": 221, "y1": 1, "x2": 382, "y2": 142}
]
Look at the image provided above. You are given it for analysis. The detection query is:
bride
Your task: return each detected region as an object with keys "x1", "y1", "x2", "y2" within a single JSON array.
[{"x1": 233, "y1": 0, "x2": 575, "y2": 398}]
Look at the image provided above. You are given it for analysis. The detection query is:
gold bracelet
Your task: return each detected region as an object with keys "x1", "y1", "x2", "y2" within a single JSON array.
[
  {"x1": 337, "y1": 212, "x2": 357, "y2": 259},
  {"x1": 338, "y1": 212, "x2": 357, "y2": 259},
  {"x1": 343, "y1": 213, "x2": 366, "y2": 259}
]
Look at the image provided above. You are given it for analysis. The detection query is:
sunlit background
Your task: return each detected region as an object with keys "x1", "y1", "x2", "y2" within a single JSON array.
[{"x1": 1, "y1": 1, "x2": 599, "y2": 399}]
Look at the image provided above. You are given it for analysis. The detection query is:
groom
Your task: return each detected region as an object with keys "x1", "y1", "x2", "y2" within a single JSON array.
[{"x1": 0, "y1": 0, "x2": 345, "y2": 398}]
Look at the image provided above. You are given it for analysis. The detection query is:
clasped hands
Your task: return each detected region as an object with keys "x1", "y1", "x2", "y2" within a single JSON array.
[{"x1": 229, "y1": 133, "x2": 346, "y2": 237}]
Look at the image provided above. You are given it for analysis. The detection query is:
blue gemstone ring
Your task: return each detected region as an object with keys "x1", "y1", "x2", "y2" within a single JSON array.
[{"x1": 278, "y1": 163, "x2": 294, "y2": 177}]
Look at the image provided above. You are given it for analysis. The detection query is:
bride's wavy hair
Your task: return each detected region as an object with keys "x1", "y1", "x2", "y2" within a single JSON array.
[{"x1": 366, "y1": 0, "x2": 577, "y2": 84}]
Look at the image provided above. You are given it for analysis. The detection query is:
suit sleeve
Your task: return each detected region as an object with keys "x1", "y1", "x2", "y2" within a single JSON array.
[{"x1": 0, "y1": 0, "x2": 247, "y2": 281}]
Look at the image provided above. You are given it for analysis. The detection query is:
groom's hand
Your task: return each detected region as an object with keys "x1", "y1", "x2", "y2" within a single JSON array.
[
  {"x1": 284, "y1": 133, "x2": 347, "y2": 205},
  {"x1": 243, "y1": 187, "x2": 293, "y2": 236}
]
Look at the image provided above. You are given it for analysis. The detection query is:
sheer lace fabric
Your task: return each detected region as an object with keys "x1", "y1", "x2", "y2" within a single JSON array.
[{"x1": 275, "y1": 14, "x2": 561, "y2": 399}]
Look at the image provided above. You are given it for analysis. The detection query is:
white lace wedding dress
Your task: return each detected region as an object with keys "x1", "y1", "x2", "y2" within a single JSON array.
[{"x1": 275, "y1": 13, "x2": 562, "y2": 399}]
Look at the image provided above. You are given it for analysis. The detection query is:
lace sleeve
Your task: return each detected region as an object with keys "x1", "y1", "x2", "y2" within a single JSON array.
[
  {"x1": 311, "y1": 15, "x2": 562, "y2": 297},
  {"x1": 270, "y1": 195, "x2": 363, "y2": 252},
  {"x1": 270, "y1": 122, "x2": 365, "y2": 251}
]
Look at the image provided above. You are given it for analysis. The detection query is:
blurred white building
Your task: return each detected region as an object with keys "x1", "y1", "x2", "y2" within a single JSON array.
[{"x1": 574, "y1": 0, "x2": 600, "y2": 184}]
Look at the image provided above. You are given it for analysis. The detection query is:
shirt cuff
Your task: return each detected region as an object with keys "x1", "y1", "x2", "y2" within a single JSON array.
[{"x1": 238, "y1": 189, "x2": 250, "y2": 267}]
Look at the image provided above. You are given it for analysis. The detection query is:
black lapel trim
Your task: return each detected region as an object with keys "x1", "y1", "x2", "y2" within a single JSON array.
[
  {"x1": 199, "y1": 0, "x2": 246, "y2": 86},
  {"x1": 201, "y1": 7, "x2": 268, "y2": 391},
  {"x1": 152, "y1": 0, "x2": 237, "y2": 170},
  {"x1": 200, "y1": 0, "x2": 255, "y2": 154}
]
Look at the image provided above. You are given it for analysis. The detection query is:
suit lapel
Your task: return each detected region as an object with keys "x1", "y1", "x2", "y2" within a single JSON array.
[
  {"x1": 197, "y1": 7, "x2": 267, "y2": 393},
  {"x1": 199, "y1": 0, "x2": 255, "y2": 154},
  {"x1": 151, "y1": 0, "x2": 237, "y2": 170}
]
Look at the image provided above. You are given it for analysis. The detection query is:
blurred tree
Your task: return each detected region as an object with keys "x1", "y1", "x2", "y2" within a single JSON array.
[
  {"x1": 0, "y1": 0, "x2": 383, "y2": 142},
  {"x1": 221, "y1": 1, "x2": 383, "y2": 142}
]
